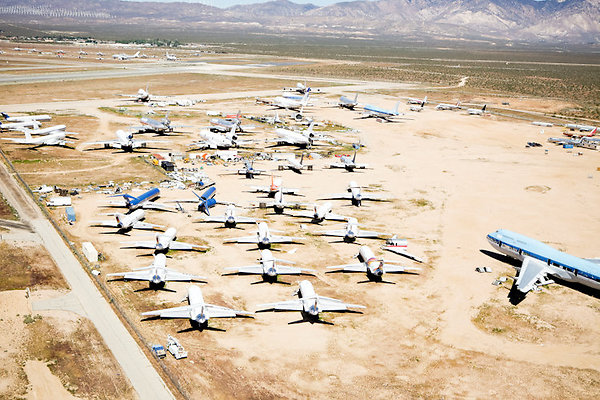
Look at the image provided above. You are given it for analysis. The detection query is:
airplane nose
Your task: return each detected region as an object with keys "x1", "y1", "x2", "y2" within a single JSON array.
[
  {"x1": 261, "y1": 238, "x2": 270, "y2": 246},
  {"x1": 152, "y1": 275, "x2": 161, "y2": 284},
  {"x1": 267, "y1": 268, "x2": 277, "y2": 277},
  {"x1": 227, "y1": 216, "x2": 235, "y2": 224},
  {"x1": 195, "y1": 314, "x2": 207, "y2": 324}
]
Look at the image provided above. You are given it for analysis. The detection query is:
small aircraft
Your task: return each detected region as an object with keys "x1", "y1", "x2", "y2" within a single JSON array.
[
  {"x1": 257, "y1": 280, "x2": 365, "y2": 324},
  {"x1": 250, "y1": 176, "x2": 301, "y2": 198},
  {"x1": 407, "y1": 96, "x2": 428, "y2": 105},
  {"x1": 409, "y1": 96, "x2": 427, "y2": 112},
  {"x1": 224, "y1": 249, "x2": 314, "y2": 283},
  {"x1": 290, "y1": 202, "x2": 348, "y2": 224},
  {"x1": 316, "y1": 218, "x2": 387, "y2": 243},
  {"x1": 165, "y1": 51, "x2": 177, "y2": 61},
  {"x1": 486, "y1": 229, "x2": 600, "y2": 304},
  {"x1": 329, "y1": 150, "x2": 368, "y2": 172},
  {"x1": 112, "y1": 51, "x2": 140, "y2": 61},
  {"x1": 319, "y1": 181, "x2": 386, "y2": 207},
  {"x1": 326, "y1": 246, "x2": 420, "y2": 283},
  {"x1": 0, "y1": 120, "x2": 41, "y2": 131},
  {"x1": 198, "y1": 204, "x2": 261, "y2": 228},
  {"x1": 283, "y1": 81, "x2": 320, "y2": 95},
  {"x1": 169, "y1": 186, "x2": 223, "y2": 215},
  {"x1": 104, "y1": 188, "x2": 173, "y2": 212},
  {"x1": 435, "y1": 101, "x2": 461, "y2": 110},
  {"x1": 84, "y1": 130, "x2": 168, "y2": 152},
  {"x1": 381, "y1": 235, "x2": 424, "y2": 263},
  {"x1": 91, "y1": 209, "x2": 164, "y2": 233},
  {"x1": 360, "y1": 101, "x2": 402, "y2": 122},
  {"x1": 274, "y1": 153, "x2": 311, "y2": 174},
  {"x1": 107, "y1": 253, "x2": 205, "y2": 289},
  {"x1": 338, "y1": 93, "x2": 359, "y2": 110},
  {"x1": 2, "y1": 130, "x2": 76, "y2": 149},
  {"x1": 141, "y1": 285, "x2": 253, "y2": 331},
  {"x1": 1, "y1": 113, "x2": 52, "y2": 122},
  {"x1": 224, "y1": 222, "x2": 302, "y2": 249},
  {"x1": 467, "y1": 104, "x2": 487, "y2": 115},
  {"x1": 120, "y1": 227, "x2": 208, "y2": 252}
]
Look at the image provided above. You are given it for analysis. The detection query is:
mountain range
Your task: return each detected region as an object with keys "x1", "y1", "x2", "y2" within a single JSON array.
[{"x1": 0, "y1": 0, "x2": 598, "y2": 43}]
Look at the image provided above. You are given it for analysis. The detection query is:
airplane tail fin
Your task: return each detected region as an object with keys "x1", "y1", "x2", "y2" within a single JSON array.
[
  {"x1": 352, "y1": 149, "x2": 357, "y2": 163},
  {"x1": 301, "y1": 90, "x2": 310, "y2": 106},
  {"x1": 353, "y1": 92, "x2": 359, "y2": 103},
  {"x1": 422, "y1": 96, "x2": 427, "y2": 107},
  {"x1": 591, "y1": 127, "x2": 598, "y2": 135},
  {"x1": 134, "y1": 51, "x2": 140, "y2": 58},
  {"x1": 24, "y1": 130, "x2": 32, "y2": 141},
  {"x1": 1, "y1": 112, "x2": 9, "y2": 120},
  {"x1": 482, "y1": 104, "x2": 487, "y2": 111},
  {"x1": 394, "y1": 101, "x2": 400, "y2": 115},
  {"x1": 300, "y1": 152, "x2": 304, "y2": 165}
]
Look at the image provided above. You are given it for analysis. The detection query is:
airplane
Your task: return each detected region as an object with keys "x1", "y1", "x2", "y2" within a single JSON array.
[
  {"x1": 2, "y1": 130, "x2": 76, "y2": 149},
  {"x1": 467, "y1": 104, "x2": 487, "y2": 115},
  {"x1": 338, "y1": 93, "x2": 359, "y2": 110},
  {"x1": 316, "y1": 218, "x2": 387, "y2": 243},
  {"x1": 435, "y1": 101, "x2": 461, "y2": 110},
  {"x1": 210, "y1": 111, "x2": 255, "y2": 133},
  {"x1": 486, "y1": 229, "x2": 600, "y2": 304},
  {"x1": 104, "y1": 187, "x2": 173, "y2": 212},
  {"x1": 283, "y1": 81, "x2": 320, "y2": 95},
  {"x1": 267, "y1": 121, "x2": 334, "y2": 149},
  {"x1": 267, "y1": 91, "x2": 311, "y2": 112},
  {"x1": 360, "y1": 101, "x2": 402, "y2": 122},
  {"x1": 112, "y1": 51, "x2": 140, "y2": 61},
  {"x1": 169, "y1": 186, "x2": 223, "y2": 215},
  {"x1": 90, "y1": 209, "x2": 164, "y2": 233},
  {"x1": 562, "y1": 127, "x2": 598, "y2": 138},
  {"x1": 224, "y1": 222, "x2": 302, "y2": 249},
  {"x1": 329, "y1": 150, "x2": 368, "y2": 172},
  {"x1": 134, "y1": 113, "x2": 187, "y2": 135},
  {"x1": 119, "y1": 86, "x2": 165, "y2": 103},
  {"x1": 0, "y1": 120, "x2": 41, "y2": 131},
  {"x1": 547, "y1": 135, "x2": 599, "y2": 150},
  {"x1": 84, "y1": 130, "x2": 168, "y2": 152},
  {"x1": 141, "y1": 285, "x2": 253, "y2": 331},
  {"x1": 565, "y1": 123, "x2": 598, "y2": 132},
  {"x1": 197, "y1": 204, "x2": 261, "y2": 228},
  {"x1": 381, "y1": 235, "x2": 424, "y2": 263},
  {"x1": 252, "y1": 111, "x2": 284, "y2": 126},
  {"x1": 319, "y1": 181, "x2": 386, "y2": 207},
  {"x1": 274, "y1": 153, "x2": 311, "y2": 174},
  {"x1": 257, "y1": 280, "x2": 365, "y2": 324},
  {"x1": 290, "y1": 202, "x2": 348, "y2": 224},
  {"x1": 407, "y1": 96, "x2": 428, "y2": 105},
  {"x1": 1, "y1": 112, "x2": 52, "y2": 122},
  {"x1": 107, "y1": 253, "x2": 205, "y2": 289},
  {"x1": 223, "y1": 249, "x2": 314, "y2": 283},
  {"x1": 120, "y1": 227, "x2": 208, "y2": 252},
  {"x1": 532, "y1": 121, "x2": 554, "y2": 127},
  {"x1": 326, "y1": 246, "x2": 420, "y2": 283},
  {"x1": 165, "y1": 51, "x2": 177, "y2": 61},
  {"x1": 254, "y1": 189, "x2": 306, "y2": 215},
  {"x1": 409, "y1": 96, "x2": 427, "y2": 112},
  {"x1": 18, "y1": 124, "x2": 75, "y2": 136},
  {"x1": 189, "y1": 126, "x2": 251, "y2": 150},
  {"x1": 250, "y1": 175, "x2": 301, "y2": 198},
  {"x1": 230, "y1": 159, "x2": 266, "y2": 179}
]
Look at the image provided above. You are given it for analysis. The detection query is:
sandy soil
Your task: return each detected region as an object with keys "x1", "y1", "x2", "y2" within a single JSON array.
[
  {"x1": 0, "y1": 46, "x2": 599, "y2": 399},
  {"x1": 24, "y1": 360, "x2": 78, "y2": 400}
]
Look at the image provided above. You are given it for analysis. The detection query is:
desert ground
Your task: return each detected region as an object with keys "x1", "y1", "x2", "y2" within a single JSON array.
[{"x1": 0, "y1": 41, "x2": 599, "y2": 399}]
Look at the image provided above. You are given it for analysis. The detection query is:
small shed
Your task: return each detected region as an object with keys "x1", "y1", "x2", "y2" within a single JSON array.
[{"x1": 82, "y1": 242, "x2": 98, "y2": 263}]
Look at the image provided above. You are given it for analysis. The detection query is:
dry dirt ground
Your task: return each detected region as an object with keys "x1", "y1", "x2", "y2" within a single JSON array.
[{"x1": 1, "y1": 42, "x2": 599, "y2": 399}]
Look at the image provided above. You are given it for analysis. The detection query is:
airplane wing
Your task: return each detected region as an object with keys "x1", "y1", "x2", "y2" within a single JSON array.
[
  {"x1": 106, "y1": 270, "x2": 153, "y2": 281},
  {"x1": 141, "y1": 305, "x2": 192, "y2": 319},
  {"x1": 324, "y1": 212, "x2": 348, "y2": 222},
  {"x1": 329, "y1": 163, "x2": 346, "y2": 169},
  {"x1": 361, "y1": 194, "x2": 386, "y2": 201},
  {"x1": 164, "y1": 269, "x2": 206, "y2": 282},
  {"x1": 318, "y1": 193, "x2": 352, "y2": 200},
  {"x1": 105, "y1": 199, "x2": 128, "y2": 208},
  {"x1": 270, "y1": 235, "x2": 302, "y2": 243},
  {"x1": 224, "y1": 265, "x2": 263, "y2": 275},
  {"x1": 249, "y1": 186, "x2": 269, "y2": 193},
  {"x1": 200, "y1": 215, "x2": 227, "y2": 223},
  {"x1": 140, "y1": 202, "x2": 175, "y2": 212},
  {"x1": 382, "y1": 246, "x2": 424, "y2": 263},
  {"x1": 356, "y1": 230, "x2": 385, "y2": 238},
  {"x1": 90, "y1": 220, "x2": 119, "y2": 228},
  {"x1": 318, "y1": 298, "x2": 365, "y2": 312},
  {"x1": 514, "y1": 256, "x2": 553, "y2": 294},
  {"x1": 169, "y1": 241, "x2": 208, "y2": 251},
  {"x1": 257, "y1": 299, "x2": 304, "y2": 311},
  {"x1": 326, "y1": 263, "x2": 367, "y2": 272},
  {"x1": 235, "y1": 216, "x2": 258, "y2": 224},
  {"x1": 291, "y1": 210, "x2": 317, "y2": 219},
  {"x1": 84, "y1": 140, "x2": 118, "y2": 146},
  {"x1": 354, "y1": 164, "x2": 368, "y2": 169},
  {"x1": 205, "y1": 304, "x2": 253, "y2": 318},
  {"x1": 275, "y1": 265, "x2": 314, "y2": 275},
  {"x1": 119, "y1": 240, "x2": 156, "y2": 249},
  {"x1": 131, "y1": 221, "x2": 164, "y2": 230},
  {"x1": 381, "y1": 263, "x2": 421, "y2": 273},
  {"x1": 282, "y1": 187, "x2": 301, "y2": 195},
  {"x1": 317, "y1": 229, "x2": 346, "y2": 237},
  {"x1": 224, "y1": 235, "x2": 258, "y2": 244}
]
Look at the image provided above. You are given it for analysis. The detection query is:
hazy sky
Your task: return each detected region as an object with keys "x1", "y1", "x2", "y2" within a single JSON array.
[{"x1": 124, "y1": 0, "x2": 350, "y2": 7}]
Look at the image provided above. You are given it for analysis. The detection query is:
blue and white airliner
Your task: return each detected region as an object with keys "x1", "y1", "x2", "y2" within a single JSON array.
[
  {"x1": 487, "y1": 229, "x2": 600, "y2": 300},
  {"x1": 106, "y1": 188, "x2": 173, "y2": 212},
  {"x1": 360, "y1": 101, "x2": 402, "y2": 122}
]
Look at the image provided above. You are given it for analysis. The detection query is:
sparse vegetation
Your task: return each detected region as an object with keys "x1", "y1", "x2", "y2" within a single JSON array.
[
  {"x1": 0, "y1": 192, "x2": 18, "y2": 220},
  {"x1": 0, "y1": 242, "x2": 67, "y2": 291}
]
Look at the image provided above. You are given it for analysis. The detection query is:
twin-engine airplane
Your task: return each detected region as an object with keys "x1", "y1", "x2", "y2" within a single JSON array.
[
  {"x1": 120, "y1": 227, "x2": 208, "y2": 252},
  {"x1": 104, "y1": 188, "x2": 173, "y2": 212},
  {"x1": 84, "y1": 130, "x2": 168, "y2": 152},
  {"x1": 319, "y1": 181, "x2": 386, "y2": 207},
  {"x1": 224, "y1": 222, "x2": 302, "y2": 249},
  {"x1": 91, "y1": 209, "x2": 164, "y2": 233},
  {"x1": 224, "y1": 249, "x2": 314, "y2": 283}
]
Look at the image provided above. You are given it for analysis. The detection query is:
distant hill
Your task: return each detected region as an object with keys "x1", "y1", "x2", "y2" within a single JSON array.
[{"x1": 0, "y1": 0, "x2": 598, "y2": 43}]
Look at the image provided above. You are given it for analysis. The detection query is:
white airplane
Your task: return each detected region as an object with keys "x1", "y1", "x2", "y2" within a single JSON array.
[
  {"x1": 360, "y1": 101, "x2": 402, "y2": 122},
  {"x1": 224, "y1": 222, "x2": 302, "y2": 249},
  {"x1": 257, "y1": 280, "x2": 365, "y2": 324},
  {"x1": 112, "y1": 51, "x2": 140, "y2": 61},
  {"x1": 565, "y1": 123, "x2": 598, "y2": 132},
  {"x1": 224, "y1": 249, "x2": 314, "y2": 282},
  {"x1": 269, "y1": 91, "x2": 311, "y2": 111},
  {"x1": 0, "y1": 120, "x2": 41, "y2": 131},
  {"x1": 329, "y1": 150, "x2": 368, "y2": 172},
  {"x1": 319, "y1": 181, "x2": 386, "y2": 207},
  {"x1": 141, "y1": 285, "x2": 253, "y2": 330},
  {"x1": 189, "y1": 126, "x2": 250, "y2": 150},
  {"x1": 381, "y1": 235, "x2": 424, "y2": 263},
  {"x1": 338, "y1": 93, "x2": 359, "y2": 110},
  {"x1": 84, "y1": 130, "x2": 168, "y2": 152},
  {"x1": 255, "y1": 189, "x2": 306, "y2": 215},
  {"x1": 119, "y1": 86, "x2": 164, "y2": 103},
  {"x1": 1, "y1": 112, "x2": 52, "y2": 122},
  {"x1": 274, "y1": 153, "x2": 311, "y2": 174},
  {"x1": 107, "y1": 254, "x2": 205, "y2": 289},
  {"x1": 267, "y1": 121, "x2": 334, "y2": 149},
  {"x1": 532, "y1": 121, "x2": 554, "y2": 127},
  {"x1": 120, "y1": 227, "x2": 208, "y2": 252},
  {"x1": 487, "y1": 229, "x2": 600, "y2": 304},
  {"x1": 467, "y1": 104, "x2": 487, "y2": 115},
  {"x1": 91, "y1": 209, "x2": 164, "y2": 233},
  {"x1": 18, "y1": 124, "x2": 74, "y2": 136},
  {"x1": 134, "y1": 113, "x2": 187, "y2": 135},
  {"x1": 2, "y1": 130, "x2": 75, "y2": 148},
  {"x1": 317, "y1": 218, "x2": 387, "y2": 243},
  {"x1": 283, "y1": 81, "x2": 320, "y2": 95},
  {"x1": 291, "y1": 202, "x2": 348, "y2": 224},
  {"x1": 198, "y1": 204, "x2": 260, "y2": 228},
  {"x1": 326, "y1": 246, "x2": 420, "y2": 283},
  {"x1": 165, "y1": 51, "x2": 178, "y2": 61},
  {"x1": 250, "y1": 176, "x2": 301, "y2": 198},
  {"x1": 435, "y1": 101, "x2": 461, "y2": 110},
  {"x1": 407, "y1": 96, "x2": 428, "y2": 105},
  {"x1": 409, "y1": 96, "x2": 427, "y2": 112}
]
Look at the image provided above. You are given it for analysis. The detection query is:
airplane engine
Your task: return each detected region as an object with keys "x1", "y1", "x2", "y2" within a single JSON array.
[{"x1": 294, "y1": 113, "x2": 303, "y2": 121}]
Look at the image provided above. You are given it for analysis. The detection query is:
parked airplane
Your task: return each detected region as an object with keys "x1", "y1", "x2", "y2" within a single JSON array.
[
  {"x1": 170, "y1": 186, "x2": 222, "y2": 215},
  {"x1": 562, "y1": 127, "x2": 598, "y2": 138},
  {"x1": 487, "y1": 229, "x2": 600, "y2": 304},
  {"x1": 317, "y1": 218, "x2": 387, "y2": 243},
  {"x1": 2, "y1": 130, "x2": 75, "y2": 148},
  {"x1": 326, "y1": 246, "x2": 420, "y2": 283},
  {"x1": 198, "y1": 204, "x2": 260, "y2": 228},
  {"x1": 257, "y1": 280, "x2": 365, "y2": 324},
  {"x1": 250, "y1": 176, "x2": 301, "y2": 197},
  {"x1": 319, "y1": 181, "x2": 385, "y2": 207},
  {"x1": 112, "y1": 51, "x2": 140, "y2": 61},
  {"x1": 565, "y1": 123, "x2": 598, "y2": 132},
  {"x1": 107, "y1": 254, "x2": 205, "y2": 289},
  {"x1": 407, "y1": 96, "x2": 428, "y2": 105},
  {"x1": 224, "y1": 249, "x2": 314, "y2": 283},
  {"x1": 84, "y1": 130, "x2": 167, "y2": 152},
  {"x1": 381, "y1": 235, "x2": 424, "y2": 263},
  {"x1": 435, "y1": 101, "x2": 461, "y2": 110},
  {"x1": 532, "y1": 121, "x2": 554, "y2": 127},
  {"x1": 290, "y1": 202, "x2": 347, "y2": 224},
  {"x1": 267, "y1": 121, "x2": 333, "y2": 149},
  {"x1": 360, "y1": 101, "x2": 402, "y2": 122},
  {"x1": 210, "y1": 111, "x2": 255, "y2": 133},
  {"x1": 120, "y1": 227, "x2": 208, "y2": 252},
  {"x1": 329, "y1": 150, "x2": 368, "y2": 172},
  {"x1": 268, "y1": 91, "x2": 310, "y2": 112},
  {"x1": 1, "y1": 113, "x2": 52, "y2": 122},
  {"x1": 547, "y1": 135, "x2": 599, "y2": 150},
  {"x1": 0, "y1": 120, "x2": 41, "y2": 131},
  {"x1": 283, "y1": 81, "x2": 320, "y2": 94},
  {"x1": 103, "y1": 187, "x2": 172, "y2": 212},
  {"x1": 19, "y1": 124, "x2": 74, "y2": 136},
  {"x1": 189, "y1": 126, "x2": 251, "y2": 150},
  {"x1": 91, "y1": 209, "x2": 164, "y2": 233},
  {"x1": 274, "y1": 153, "x2": 311, "y2": 174},
  {"x1": 165, "y1": 51, "x2": 177, "y2": 61},
  {"x1": 119, "y1": 86, "x2": 163, "y2": 103},
  {"x1": 141, "y1": 285, "x2": 253, "y2": 330},
  {"x1": 409, "y1": 96, "x2": 427, "y2": 112},
  {"x1": 134, "y1": 113, "x2": 187, "y2": 135},
  {"x1": 255, "y1": 189, "x2": 306, "y2": 215},
  {"x1": 467, "y1": 104, "x2": 487, "y2": 115},
  {"x1": 224, "y1": 222, "x2": 302, "y2": 249},
  {"x1": 338, "y1": 93, "x2": 359, "y2": 110}
]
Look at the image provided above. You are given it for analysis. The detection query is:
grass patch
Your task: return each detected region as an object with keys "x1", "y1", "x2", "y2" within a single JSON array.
[
  {"x1": 0, "y1": 192, "x2": 18, "y2": 220},
  {"x1": 410, "y1": 198, "x2": 433, "y2": 209}
]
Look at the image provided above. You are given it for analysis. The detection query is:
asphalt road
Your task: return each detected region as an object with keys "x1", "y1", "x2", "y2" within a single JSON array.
[{"x1": 0, "y1": 158, "x2": 174, "y2": 400}]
